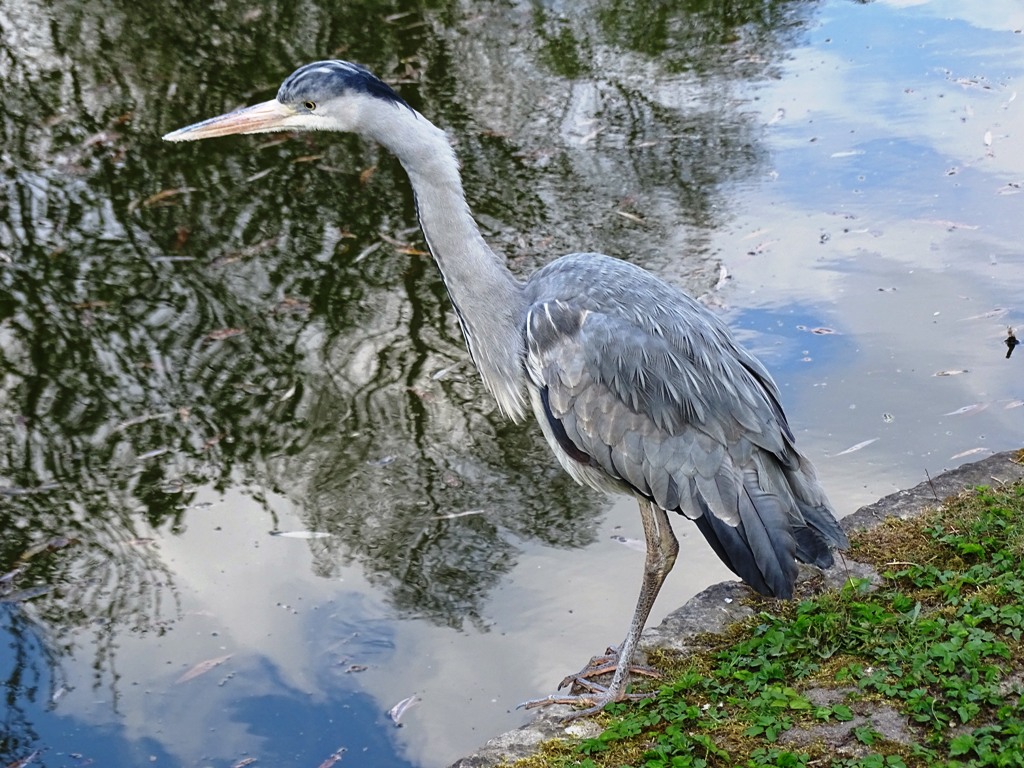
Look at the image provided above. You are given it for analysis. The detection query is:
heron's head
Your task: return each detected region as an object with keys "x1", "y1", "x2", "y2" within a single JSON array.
[{"x1": 163, "y1": 60, "x2": 412, "y2": 142}]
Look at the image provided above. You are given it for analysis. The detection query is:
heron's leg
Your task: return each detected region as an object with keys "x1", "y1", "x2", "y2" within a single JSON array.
[
  {"x1": 557, "y1": 499, "x2": 676, "y2": 690},
  {"x1": 521, "y1": 499, "x2": 678, "y2": 718},
  {"x1": 600, "y1": 500, "x2": 678, "y2": 698}
]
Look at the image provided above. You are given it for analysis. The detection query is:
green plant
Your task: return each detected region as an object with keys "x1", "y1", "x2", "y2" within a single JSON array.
[{"x1": 519, "y1": 481, "x2": 1024, "y2": 768}]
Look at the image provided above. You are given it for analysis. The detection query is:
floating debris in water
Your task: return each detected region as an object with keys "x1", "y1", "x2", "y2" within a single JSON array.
[
  {"x1": 714, "y1": 264, "x2": 730, "y2": 291},
  {"x1": 795, "y1": 325, "x2": 837, "y2": 335},
  {"x1": 245, "y1": 167, "x2": 275, "y2": 183},
  {"x1": 951, "y1": 447, "x2": 989, "y2": 460},
  {"x1": 933, "y1": 369, "x2": 969, "y2": 377},
  {"x1": 745, "y1": 240, "x2": 777, "y2": 256},
  {"x1": 176, "y1": 653, "x2": 232, "y2": 684},
  {"x1": 316, "y1": 746, "x2": 347, "y2": 768},
  {"x1": 945, "y1": 403, "x2": 988, "y2": 416},
  {"x1": 358, "y1": 165, "x2": 377, "y2": 184},
  {"x1": 610, "y1": 535, "x2": 646, "y2": 552},
  {"x1": 210, "y1": 236, "x2": 280, "y2": 266},
  {"x1": 6, "y1": 748, "x2": 43, "y2": 768},
  {"x1": 115, "y1": 411, "x2": 176, "y2": 431},
  {"x1": 18, "y1": 536, "x2": 78, "y2": 563},
  {"x1": 432, "y1": 363, "x2": 461, "y2": 380},
  {"x1": 388, "y1": 694, "x2": 420, "y2": 726},
  {"x1": 915, "y1": 218, "x2": 978, "y2": 231},
  {"x1": 71, "y1": 299, "x2": 110, "y2": 311},
  {"x1": 0, "y1": 483, "x2": 60, "y2": 497},
  {"x1": 269, "y1": 530, "x2": 332, "y2": 539},
  {"x1": 614, "y1": 209, "x2": 645, "y2": 224},
  {"x1": 1, "y1": 585, "x2": 53, "y2": 603},
  {"x1": 273, "y1": 296, "x2": 311, "y2": 316},
  {"x1": 184, "y1": 501, "x2": 216, "y2": 511},
  {"x1": 204, "y1": 327, "x2": 245, "y2": 342},
  {"x1": 353, "y1": 241, "x2": 382, "y2": 264},
  {"x1": 1006, "y1": 327, "x2": 1019, "y2": 359},
  {"x1": 959, "y1": 308, "x2": 1007, "y2": 321},
  {"x1": 834, "y1": 438, "x2": 878, "y2": 457},
  {"x1": 128, "y1": 186, "x2": 195, "y2": 213},
  {"x1": 435, "y1": 509, "x2": 486, "y2": 520}
]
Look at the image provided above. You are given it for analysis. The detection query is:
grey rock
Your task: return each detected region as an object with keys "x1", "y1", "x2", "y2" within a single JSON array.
[{"x1": 842, "y1": 451, "x2": 1024, "y2": 533}]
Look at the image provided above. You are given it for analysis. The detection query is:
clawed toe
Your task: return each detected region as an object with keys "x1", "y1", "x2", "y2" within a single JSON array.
[
  {"x1": 517, "y1": 689, "x2": 651, "y2": 721},
  {"x1": 556, "y1": 645, "x2": 661, "y2": 694},
  {"x1": 519, "y1": 643, "x2": 661, "y2": 719}
]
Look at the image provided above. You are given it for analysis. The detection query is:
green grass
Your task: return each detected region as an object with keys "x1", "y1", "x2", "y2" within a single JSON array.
[{"x1": 508, "y1": 475, "x2": 1024, "y2": 768}]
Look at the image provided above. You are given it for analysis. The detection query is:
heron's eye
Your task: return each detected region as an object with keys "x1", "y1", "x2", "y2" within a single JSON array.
[{"x1": 304, "y1": 101, "x2": 317, "y2": 111}]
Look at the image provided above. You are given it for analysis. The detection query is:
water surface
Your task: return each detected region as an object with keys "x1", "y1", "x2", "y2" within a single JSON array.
[{"x1": 1, "y1": 1, "x2": 1022, "y2": 766}]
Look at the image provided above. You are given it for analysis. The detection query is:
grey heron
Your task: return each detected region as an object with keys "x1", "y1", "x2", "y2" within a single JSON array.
[{"x1": 164, "y1": 60, "x2": 848, "y2": 716}]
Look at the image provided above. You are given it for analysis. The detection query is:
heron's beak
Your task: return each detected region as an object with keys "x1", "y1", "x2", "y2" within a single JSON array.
[{"x1": 162, "y1": 99, "x2": 297, "y2": 142}]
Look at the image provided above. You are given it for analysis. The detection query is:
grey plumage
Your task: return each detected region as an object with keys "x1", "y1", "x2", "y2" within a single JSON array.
[
  {"x1": 164, "y1": 60, "x2": 848, "y2": 714},
  {"x1": 523, "y1": 252, "x2": 844, "y2": 600}
]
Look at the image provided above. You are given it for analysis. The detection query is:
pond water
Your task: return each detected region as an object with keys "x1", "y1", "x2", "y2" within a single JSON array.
[{"x1": 1, "y1": 1, "x2": 1022, "y2": 766}]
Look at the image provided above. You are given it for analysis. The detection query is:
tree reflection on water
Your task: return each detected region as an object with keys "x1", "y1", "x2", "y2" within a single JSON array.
[{"x1": 0, "y1": 0, "x2": 819, "y2": 762}]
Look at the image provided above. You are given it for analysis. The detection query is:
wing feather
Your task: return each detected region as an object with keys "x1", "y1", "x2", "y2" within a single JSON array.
[{"x1": 523, "y1": 254, "x2": 845, "y2": 597}]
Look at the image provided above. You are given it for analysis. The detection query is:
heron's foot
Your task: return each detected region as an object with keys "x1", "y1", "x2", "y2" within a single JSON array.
[
  {"x1": 557, "y1": 646, "x2": 660, "y2": 694},
  {"x1": 517, "y1": 646, "x2": 661, "y2": 721},
  {"x1": 517, "y1": 687, "x2": 652, "y2": 721}
]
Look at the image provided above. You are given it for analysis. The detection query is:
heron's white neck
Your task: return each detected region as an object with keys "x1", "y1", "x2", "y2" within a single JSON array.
[{"x1": 368, "y1": 105, "x2": 528, "y2": 421}]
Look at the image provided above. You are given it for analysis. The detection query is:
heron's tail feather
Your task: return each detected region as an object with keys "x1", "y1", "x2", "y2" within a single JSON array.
[
  {"x1": 688, "y1": 466, "x2": 846, "y2": 599},
  {"x1": 691, "y1": 473, "x2": 799, "y2": 598},
  {"x1": 693, "y1": 512, "x2": 780, "y2": 596},
  {"x1": 794, "y1": 500, "x2": 849, "y2": 567}
]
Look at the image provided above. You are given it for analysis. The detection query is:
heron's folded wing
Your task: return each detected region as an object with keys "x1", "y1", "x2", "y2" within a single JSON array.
[{"x1": 525, "y1": 299, "x2": 844, "y2": 598}]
